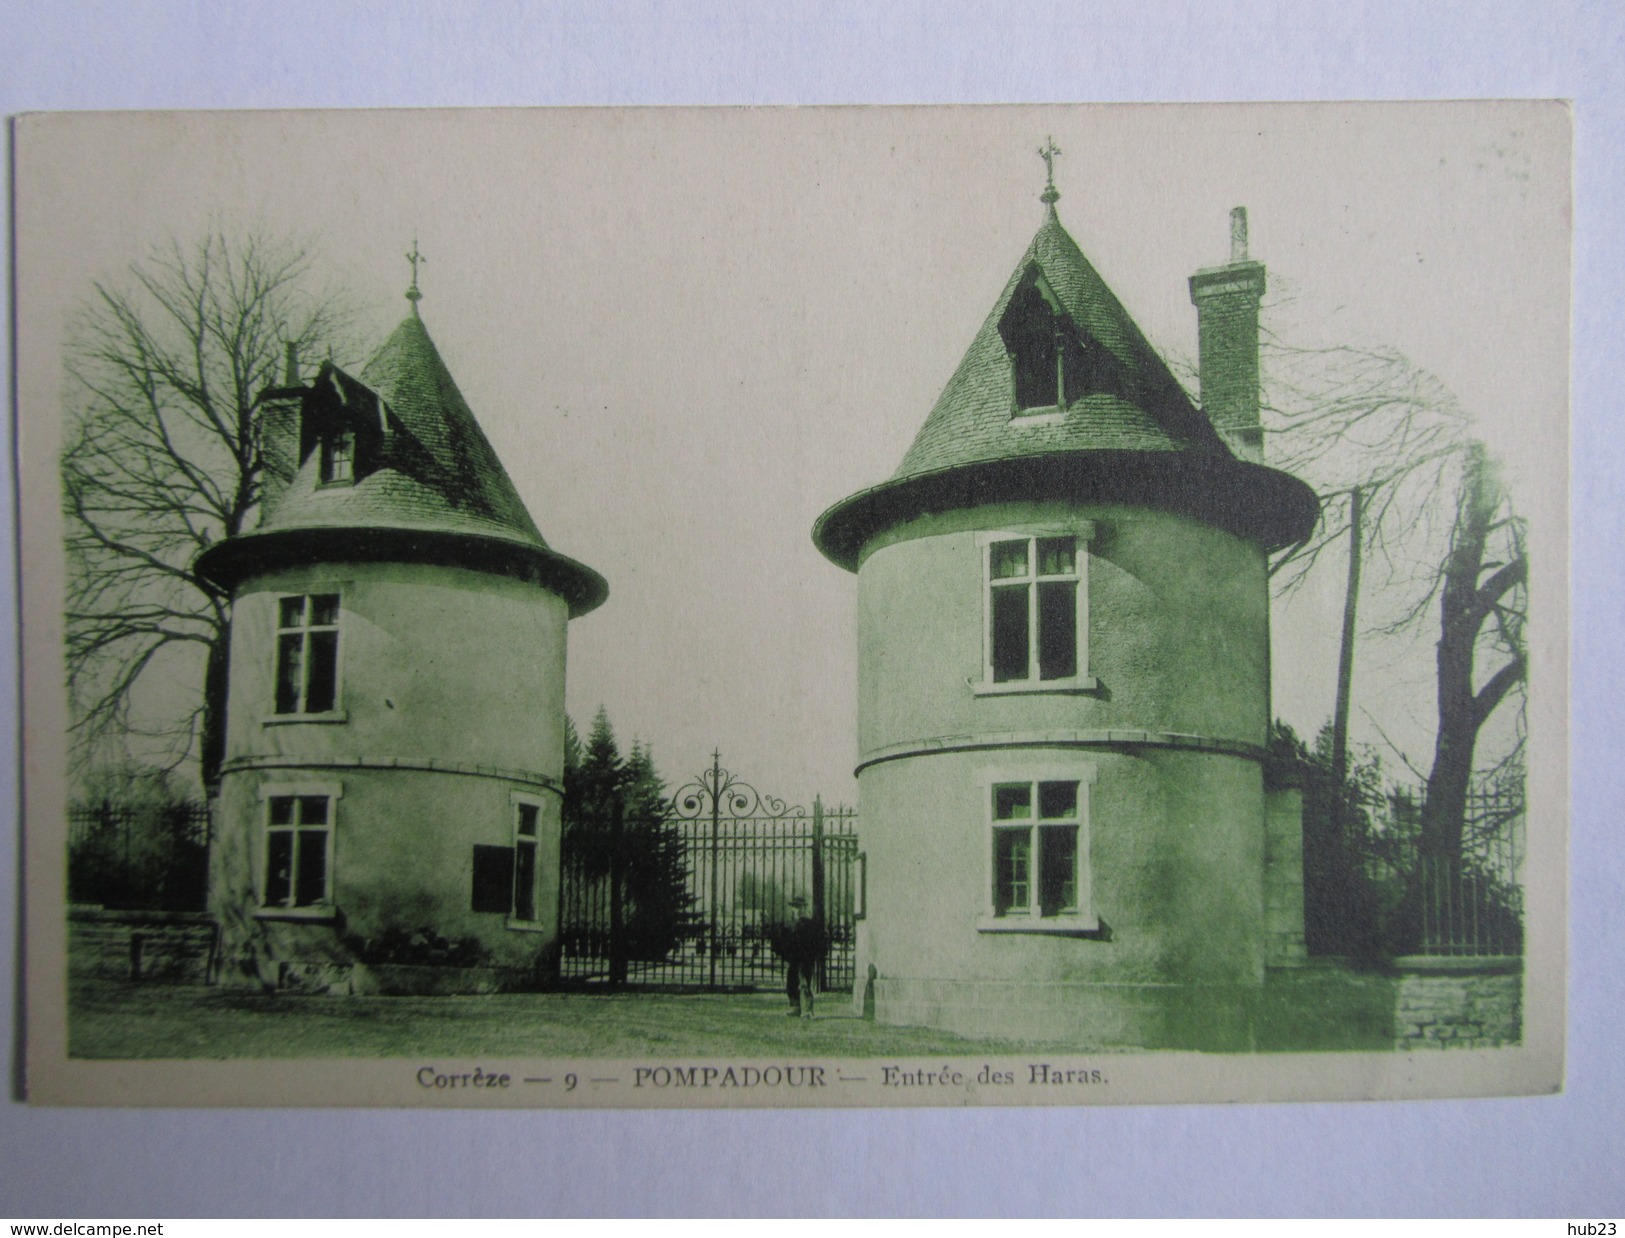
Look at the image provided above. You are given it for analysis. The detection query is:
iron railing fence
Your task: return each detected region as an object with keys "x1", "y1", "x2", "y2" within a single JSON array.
[
  {"x1": 560, "y1": 755, "x2": 861, "y2": 991},
  {"x1": 68, "y1": 799, "x2": 210, "y2": 912},
  {"x1": 1356, "y1": 776, "x2": 1524, "y2": 957}
]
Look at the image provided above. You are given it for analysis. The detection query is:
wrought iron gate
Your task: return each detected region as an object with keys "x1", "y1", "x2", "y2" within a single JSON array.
[{"x1": 560, "y1": 754, "x2": 861, "y2": 990}]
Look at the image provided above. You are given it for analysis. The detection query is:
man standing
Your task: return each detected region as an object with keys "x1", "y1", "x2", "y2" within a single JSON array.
[{"x1": 774, "y1": 894, "x2": 825, "y2": 1018}]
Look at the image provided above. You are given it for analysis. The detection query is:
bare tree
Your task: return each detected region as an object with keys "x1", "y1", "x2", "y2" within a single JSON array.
[
  {"x1": 1254, "y1": 331, "x2": 1526, "y2": 873},
  {"x1": 1416, "y1": 442, "x2": 1526, "y2": 865},
  {"x1": 62, "y1": 232, "x2": 346, "y2": 788}
]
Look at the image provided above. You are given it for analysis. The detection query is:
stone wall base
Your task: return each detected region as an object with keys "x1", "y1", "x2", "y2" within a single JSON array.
[
  {"x1": 215, "y1": 958, "x2": 542, "y2": 996},
  {"x1": 1392, "y1": 961, "x2": 1522, "y2": 1049},
  {"x1": 68, "y1": 907, "x2": 218, "y2": 985}
]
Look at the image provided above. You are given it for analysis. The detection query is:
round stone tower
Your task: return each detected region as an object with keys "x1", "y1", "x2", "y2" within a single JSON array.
[
  {"x1": 197, "y1": 297, "x2": 605, "y2": 993},
  {"x1": 813, "y1": 186, "x2": 1317, "y2": 1048}
]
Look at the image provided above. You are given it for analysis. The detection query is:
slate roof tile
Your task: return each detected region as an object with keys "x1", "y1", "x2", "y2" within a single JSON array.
[
  {"x1": 893, "y1": 209, "x2": 1228, "y2": 482},
  {"x1": 259, "y1": 313, "x2": 548, "y2": 551}
]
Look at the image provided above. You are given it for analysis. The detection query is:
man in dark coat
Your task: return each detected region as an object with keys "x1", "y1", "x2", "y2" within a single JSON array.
[{"x1": 771, "y1": 895, "x2": 826, "y2": 1018}]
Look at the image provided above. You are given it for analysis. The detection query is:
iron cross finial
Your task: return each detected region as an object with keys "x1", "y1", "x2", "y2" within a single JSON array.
[
  {"x1": 405, "y1": 237, "x2": 427, "y2": 313},
  {"x1": 1038, "y1": 136, "x2": 1062, "y2": 209}
]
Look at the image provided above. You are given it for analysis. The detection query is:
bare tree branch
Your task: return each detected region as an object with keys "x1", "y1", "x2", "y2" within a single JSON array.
[{"x1": 62, "y1": 230, "x2": 350, "y2": 784}]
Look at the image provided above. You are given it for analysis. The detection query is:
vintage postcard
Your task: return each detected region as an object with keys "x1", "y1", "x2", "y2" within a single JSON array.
[{"x1": 12, "y1": 103, "x2": 1568, "y2": 1108}]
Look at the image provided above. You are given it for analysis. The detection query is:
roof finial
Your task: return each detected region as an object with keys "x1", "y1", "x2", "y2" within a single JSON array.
[
  {"x1": 1038, "y1": 136, "x2": 1062, "y2": 214},
  {"x1": 405, "y1": 237, "x2": 427, "y2": 314},
  {"x1": 1229, "y1": 206, "x2": 1249, "y2": 262}
]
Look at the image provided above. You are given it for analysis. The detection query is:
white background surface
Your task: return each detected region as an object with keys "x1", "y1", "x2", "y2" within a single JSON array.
[{"x1": 1, "y1": 0, "x2": 1619, "y2": 1217}]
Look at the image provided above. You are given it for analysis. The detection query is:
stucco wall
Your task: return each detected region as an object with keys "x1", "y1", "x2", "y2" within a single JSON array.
[
  {"x1": 212, "y1": 558, "x2": 569, "y2": 984},
  {"x1": 1264, "y1": 787, "x2": 1307, "y2": 966},
  {"x1": 859, "y1": 746, "x2": 1266, "y2": 989},
  {"x1": 222, "y1": 560, "x2": 568, "y2": 776},
  {"x1": 851, "y1": 501, "x2": 1273, "y2": 1032},
  {"x1": 212, "y1": 766, "x2": 561, "y2": 980},
  {"x1": 855, "y1": 501, "x2": 1270, "y2": 758}
]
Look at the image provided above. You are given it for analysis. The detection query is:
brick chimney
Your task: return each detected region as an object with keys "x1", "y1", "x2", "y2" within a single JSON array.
[
  {"x1": 1189, "y1": 206, "x2": 1266, "y2": 463},
  {"x1": 253, "y1": 342, "x2": 308, "y2": 523}
]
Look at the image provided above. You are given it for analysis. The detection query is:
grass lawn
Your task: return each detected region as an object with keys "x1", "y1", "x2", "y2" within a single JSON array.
[
  {"x1": 68, "y1": 978, "x2": 1067, "y2": 1060},
  {"x1": 68, "y1": 969, "x2": 1407, "y2": 1060}
]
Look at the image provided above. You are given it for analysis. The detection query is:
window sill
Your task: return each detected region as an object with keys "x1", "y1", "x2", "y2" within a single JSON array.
[
  {"x1": 505, "y1": 917, "x2": 549, "y2": 934},
  {"x1": 264, "y1": 710, "x2": 348, "y2": 726},
  {"x1": 973, "y1": 678, "x2": 1099, "y2": 697},
  {"x1": 1010, "y1": 407, "x2": 1067, "y2": 425},
  {"x1": 977, "y1": 915, "x2": 1109, "y2": 939},
  {"x1": 254, "y1": 907, "x2": 339, "y2": 924}
]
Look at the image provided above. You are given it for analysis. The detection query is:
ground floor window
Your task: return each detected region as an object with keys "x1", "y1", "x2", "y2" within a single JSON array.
[
  {"x1": 986, "y1": 768, "x2": 1095, "y2": 925},
  {"x1": 513, "y1": 801, "x2": 539, "y2": 921},
  {"x1": 263, "y1": 792, "x2": 334, "y2": 909},
  {"x1": 472, "y1": 793, "x2": 547, "y2": 923}
]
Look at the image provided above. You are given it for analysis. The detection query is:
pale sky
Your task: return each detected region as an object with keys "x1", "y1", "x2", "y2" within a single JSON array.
[{"x1": 15, "y1": 104, "x2": 1569, "y2": 805}]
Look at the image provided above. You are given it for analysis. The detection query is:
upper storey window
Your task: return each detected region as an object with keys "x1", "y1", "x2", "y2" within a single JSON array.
[
  {"x1": 999, "y1": 271, "x2": 1094, "y2": 414},
  {"x1": 978, "y1": 527, "x2": 1096, "y2": 695},
  {"x1": 319, "y1": 429, "x2": 356, "y2": 485},
  {"x1": 274, "y1": 593, "x2": 341, "y2": 715}
]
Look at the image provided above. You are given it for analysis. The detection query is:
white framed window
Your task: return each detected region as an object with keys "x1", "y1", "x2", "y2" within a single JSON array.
[
  {"x1": 257, "y1": 782, "x2": 341, "y2": 914},
  {"x1": 977, "y1": 527, "x2": 1095, "y2": 694},
  {"x1": 319, "y1": 429, "x2": 355, "y2": 485},
  {"x1": 472, "y1": 793, "x2": 550, "y2": 929},
  {"x1": 512, "y1": 796, "x2": 541, "y2": 922},
  {"x1": 274, "y1": 592, "x2": 342, "y2": 715},
  {"x1": 980, "y1": 765, "x2": 1098, "y2": 933}
]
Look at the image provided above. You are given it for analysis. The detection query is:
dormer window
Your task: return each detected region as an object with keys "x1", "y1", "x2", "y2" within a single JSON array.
[
  {"x1": 320, "y1": 429, "x2": 355, "y2": 485},
  {"x1": 1000, "y1": 270, "x2": 1094, "y2": 415}
]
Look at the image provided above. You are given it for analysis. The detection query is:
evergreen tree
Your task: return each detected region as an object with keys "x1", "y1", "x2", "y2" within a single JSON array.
[{"x1": 560, "y1": 709, "x2": 697, "y2": 965}]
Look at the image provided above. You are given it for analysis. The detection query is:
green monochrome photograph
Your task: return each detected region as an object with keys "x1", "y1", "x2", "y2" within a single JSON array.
[{"x1": 12, "y1": 103, "x2": 1568, "y2": 1108}]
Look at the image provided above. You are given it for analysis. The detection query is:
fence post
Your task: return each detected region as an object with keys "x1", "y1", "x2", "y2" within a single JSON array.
[
  {"x1": 811, "y1": 795, "x2": 826, "y2": 990},
  {"x1": 608, "y1": 792, "x2": 627, "y2": 988},
  {"x1": 707, "y1": 750, "x2": 721, "y2": 989}
]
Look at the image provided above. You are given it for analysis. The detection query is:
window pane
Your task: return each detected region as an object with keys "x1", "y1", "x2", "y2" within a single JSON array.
[
  {"x1": 993, "y1": 783, "x2": 1032, "y2": 820},
  {"x1": 278, "y1": 596, "x2": 305, "y2": 629},
  {"x1": 297, "y1": 795, "x2": 330, "y2": 825},
  {"x1": 265, "y1": 830, "x2": 293, "y2": 905},
  {"x1": 295, "y1": 830, "x2": 327, "y2": 906},
  {"x1": 323, "y1": 433, "x2": 355, "y2": 483},
  {"x1": 1038, "y1": 780, "x2": 1078, "y2": 820},
  {"x1": 305, "y1": 630, "x2": 339, "y2": 712},
  {"x1": 514, "y1": 838, "x2": 537, "y2": 920},
  {"x1": 1039, "y1": 826, "x2": 1079, "y2": 915},
  {"x1": 1059, "y1": 332, "x2": 1092, "y2": 404},
  {"x1": 991, "y1": 586, "x2": 1030, "y2": 682},
  {"x1": 275, "y1": 634, "x2": 304, "y2": 713},
  {"x1": 1036, "y1": 537, "x2": 1075, "y2": 576},
  {"x1": 989, "y1": 540, "x2": 1029, "y2": 580},
  {"x1": 1037, "y1": 579, "x2": 1077, "y2": 680},
  {"x1": 517, "y1": 804, "x2": 538, "y2": 837},
  {"x1": 310, "y1": 594, "x2": 340, "y2": 626},
  {"x1": 993, "y1": 828, "x2": 1031, "y2": 915},
  {"x1": 268, "y1": 796, "x2": 295, "y2": 826}
]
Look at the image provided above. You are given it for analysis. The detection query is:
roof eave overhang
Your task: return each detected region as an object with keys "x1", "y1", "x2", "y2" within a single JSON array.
[
  {"x1": 812, "y1": 450, "x2": 1320, "y2": 572},
  {"x1": 195, "y1": 526, "x2": 609, "y2": 618}
]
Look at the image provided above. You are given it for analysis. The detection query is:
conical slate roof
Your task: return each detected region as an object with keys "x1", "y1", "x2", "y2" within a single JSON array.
[
  {"x1": 260, "y1": 313, "x2": 548, "y2": 549},
  {"x1": 198, "y1": 312, "x2": 606, "y2": 615},
  {"x1": 813, "y1": 206, "x2": 1318, "y2": 571},
  {"x1": 893, "y1": 209, "x2": 1226, "y2": 482}
]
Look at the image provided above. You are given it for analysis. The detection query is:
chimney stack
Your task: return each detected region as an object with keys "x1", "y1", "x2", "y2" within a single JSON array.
[{"x1": 1189, "y1": 206, "x2": 1267, "y2": 463}]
